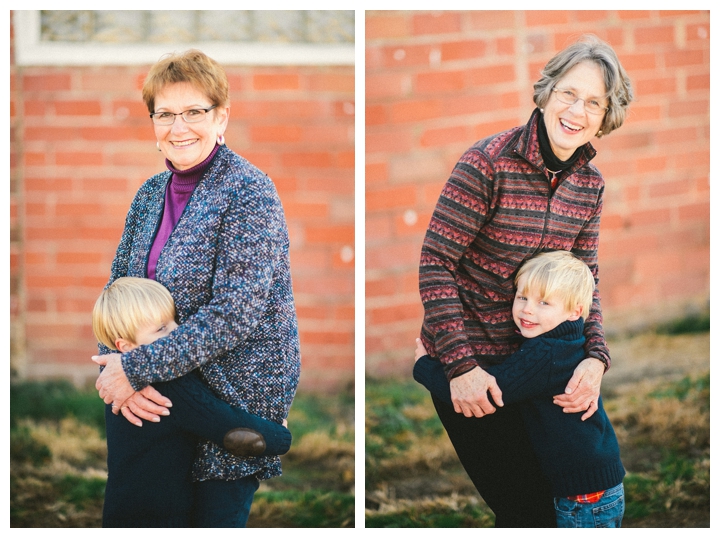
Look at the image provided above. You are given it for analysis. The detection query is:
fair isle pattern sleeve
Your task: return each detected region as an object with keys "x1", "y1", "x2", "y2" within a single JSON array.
[
  {"x1": 419, "y1": 109, "x2": 611, "y2": 380},
  {"x1": 419, "y1": 136, "x2": 503, "y2": 379},
  {"x1": 568, "y1": 186, "x2": 610, "y2": 369},
  {"x1": 103, "y1": 145, "x2": 300, "y2": 481}
]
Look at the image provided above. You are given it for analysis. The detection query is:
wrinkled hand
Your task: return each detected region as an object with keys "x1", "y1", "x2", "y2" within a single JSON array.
[
  {"x1": 92, "y1": 353, "x2": 134, "y2": 406},
  {"x1": 449, "y1": 366, "x2": 503, "y2": 418},
  {"x1": 92, "y1": 354, "x2": 172, "y2": 427},
  {"x1": 553, "y1": 357, "x2": 604, "y2": 421},
  {"x1": 115, "y1": 387, "x2": 173, "y2": 427},
  {"x1": 414, "y1": 338, "x2": 428, "y2": 362}
]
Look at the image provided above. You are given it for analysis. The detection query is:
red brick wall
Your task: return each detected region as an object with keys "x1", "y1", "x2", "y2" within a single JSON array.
[
  {"x1": 366, "y1": 10, "x2": 710, "y2": 376},
  {"x1": 10, "y1": 24, "x2": 355, "y2": 391}
]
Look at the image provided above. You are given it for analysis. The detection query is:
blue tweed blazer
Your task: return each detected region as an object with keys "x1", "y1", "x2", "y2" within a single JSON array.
[{"x1": 102, "y1": 144, "x2": 301, "y2": 481}]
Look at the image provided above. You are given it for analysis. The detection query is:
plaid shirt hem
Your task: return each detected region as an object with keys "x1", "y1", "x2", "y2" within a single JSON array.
[{"x1": 568, "y1": 490, "x2": 606, "y2": 503}]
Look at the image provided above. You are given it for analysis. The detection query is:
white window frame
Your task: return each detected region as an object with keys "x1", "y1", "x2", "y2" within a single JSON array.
[{"x1": 13, "y1": 10, "x2": 355, "y2": 66}]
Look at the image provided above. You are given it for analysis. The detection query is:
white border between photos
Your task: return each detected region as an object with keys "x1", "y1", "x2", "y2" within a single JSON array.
[{"x1": 354, "y1": 10, "x2": 367, "y2": 531}]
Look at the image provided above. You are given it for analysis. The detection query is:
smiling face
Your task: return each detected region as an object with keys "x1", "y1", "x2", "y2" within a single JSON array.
[
  {"x1": 512, "y1": 274, "x2": 583, "y2": 339},
  {"x1": 542, "y1": 61, "x2": 608, "y2": 161},
  {"x1": 153, "y1": 82, "x2": 228, "y2": 170}
]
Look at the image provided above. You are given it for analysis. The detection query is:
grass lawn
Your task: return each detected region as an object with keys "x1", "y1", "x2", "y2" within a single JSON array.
[
  {"x1": 10, "y1": 380, "x2": 354, "y2": 528},
  {"x1": 365, "y1": 369, "x2": 709, "y2": 527}
]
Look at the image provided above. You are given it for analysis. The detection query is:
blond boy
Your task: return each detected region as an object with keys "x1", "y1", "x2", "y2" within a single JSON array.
[
  {"x1": 414, "y1": 251, "x2": 625, "y2": 528},
  {"x1": 93, "y1": 277, "x2": 291, "y2": 527}
]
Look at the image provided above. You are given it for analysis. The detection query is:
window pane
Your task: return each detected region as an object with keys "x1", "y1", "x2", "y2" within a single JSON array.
[{"x1": 40, "y1": 10, "x2": 355, "y2": 44}]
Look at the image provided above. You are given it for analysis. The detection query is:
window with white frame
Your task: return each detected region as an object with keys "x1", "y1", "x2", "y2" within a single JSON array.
[{"x1": 14, "y1": 10, "x2": 355, "y2": 65}]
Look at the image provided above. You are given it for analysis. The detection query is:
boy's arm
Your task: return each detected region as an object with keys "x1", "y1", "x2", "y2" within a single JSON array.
[
  {"x1": 413, "y1": 355, "x2": 453, "y2": 405},
  {"x1": 157, "y1": 373, "x2": 291, "y2": 456},
  {"x1": 482, "y1": 343, "x2": 557, "y2": 404},
  {"x1": 414, "y1": 340, "x2": 559, "y2": 407}
]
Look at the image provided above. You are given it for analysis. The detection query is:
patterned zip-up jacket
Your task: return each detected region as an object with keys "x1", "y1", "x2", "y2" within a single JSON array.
[
  {"x1": 420, "y1": 108, "x2": 610, "y2": 380},
  {"x1": 100, "y1": 144, "x2": 301, "y2": 481}
]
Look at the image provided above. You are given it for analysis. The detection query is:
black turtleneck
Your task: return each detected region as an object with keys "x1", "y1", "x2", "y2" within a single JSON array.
[{"x1": 536, "y1": 110, "x2": 584, "y2": 175}]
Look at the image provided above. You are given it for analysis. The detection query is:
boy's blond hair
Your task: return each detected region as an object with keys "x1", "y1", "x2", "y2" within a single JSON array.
[
  {"x1": 515, "y1": 251, "x2": 595, "y2": 316},
  {"x1": 92, "y1": 277, "x2": 176, "y2": 350}
]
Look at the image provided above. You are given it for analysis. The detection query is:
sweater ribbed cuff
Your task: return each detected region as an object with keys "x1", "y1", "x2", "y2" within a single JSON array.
[
  {"x1": 444, "y1": 357, "x2": 479, "y2": 381},
  {"x1": 587, "y1": 352, "x2": 610, "y2": 372}
]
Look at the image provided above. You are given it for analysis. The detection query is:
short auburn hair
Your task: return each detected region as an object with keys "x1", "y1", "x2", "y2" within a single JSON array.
[
  {"x1": 515, "y1": 251, "x2": 595, "y2": 317},
  {"x1": 92, "y1": 277, "x2": 176, "y2": 350},
  {"x1": 142, "y1": 49, "x2": 229, "y2": 113}
]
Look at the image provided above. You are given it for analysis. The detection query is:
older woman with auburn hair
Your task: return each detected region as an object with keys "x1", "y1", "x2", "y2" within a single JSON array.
[
  {"x1": 418, "y1": 35, "x2": 632, "y2": 527},
  {"x1": 92, "y1": 49, "x2": 300, "y2": 527}
]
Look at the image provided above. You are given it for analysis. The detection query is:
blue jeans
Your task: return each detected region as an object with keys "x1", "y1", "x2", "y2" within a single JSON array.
[
  {"x1": 192, "y1": 476, "x2": 260, "y2": 528},
  {"x1": 554, "y1": 482, "x2": 625, "y2": 528}
]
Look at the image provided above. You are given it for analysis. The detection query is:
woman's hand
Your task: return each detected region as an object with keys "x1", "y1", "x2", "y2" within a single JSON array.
[
  {"x1": 415, "y1": 339, "x2": 503, "y2": 417},
  {"x1": 92, "y1": 353, "x2": 133, "y2": 406},
  {"x1": 553, "y1": 357, "x2": 605, "y2": 421},
  {"x1": 92, "y1": 354, "x2": 173, "y2": 427},
  {"x1": 449, "y1": 366, "x2": 504, "y2": 418}
]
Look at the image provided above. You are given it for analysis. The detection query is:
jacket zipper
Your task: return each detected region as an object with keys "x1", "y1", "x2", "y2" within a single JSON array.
[{"x1": 530, "y1": 167, "x2": 557, "y2": 258}]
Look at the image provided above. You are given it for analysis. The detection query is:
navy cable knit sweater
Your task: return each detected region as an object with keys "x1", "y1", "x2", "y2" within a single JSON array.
[{"x1": 413, "y1": 318, "x2": 624, "y2": 498}]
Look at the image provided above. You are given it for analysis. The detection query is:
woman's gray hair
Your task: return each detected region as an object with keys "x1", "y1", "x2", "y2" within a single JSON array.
[{"x1": 533, "y1": 35, "x2": 633, "y2": 137}]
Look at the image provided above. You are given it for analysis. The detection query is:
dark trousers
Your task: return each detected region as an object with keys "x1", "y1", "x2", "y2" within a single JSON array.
[
  {"x1": 432, "y1": 395, "x2": 557, "y2": 528},
  {"x1": 192, "y1": 476, "x2": 260, "y2": 528}
]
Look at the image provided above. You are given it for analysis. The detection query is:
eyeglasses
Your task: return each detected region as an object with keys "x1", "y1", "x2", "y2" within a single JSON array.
[
  {"x1": 149, "y1": 105, "x2": 217, "y2": 125},
  {"x1": 552, "y1": 88, "x2": 608, "y2": 115}
]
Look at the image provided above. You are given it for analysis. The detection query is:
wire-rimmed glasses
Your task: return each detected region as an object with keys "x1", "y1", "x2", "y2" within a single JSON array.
[
  {"x1": 552, "y1": 88, "x2": 608, "y2": 115},
  {"x1": 150, "y1": 105, "x2": 217, "y2": 125}
]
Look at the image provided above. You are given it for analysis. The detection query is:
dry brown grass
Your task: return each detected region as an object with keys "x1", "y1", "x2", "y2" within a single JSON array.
[
  {"x1": 19, "y1": 417, "x2": 107, "y2": 468},
  {"x1": 605, "y1": 372, "x2": 709, "y2": 520},
  {"x1": 11, "y1": 417, "x2": 107, "y2": 527},
  {"x1": 366, "y1": 330, "x2": 710, "y2": 528},
  {"x1": 608, "y1": 386, "x2": 710, "y2": 452},
  {"x1": 278, "y1": 429, "x2": 355, "y2": 490},
  {"x1": 11, "y1": 387, "x2": 356, "y2": 528}
]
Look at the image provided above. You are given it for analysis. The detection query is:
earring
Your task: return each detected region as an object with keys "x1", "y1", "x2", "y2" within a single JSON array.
[
  {"x1": 156, "y1": 141, "x2": 161, "y2": 152},
  {"x1": 540, "y1": 108, "x2": 544, "y2": 113},
  {"x1": 217, "y1": 134, "x2": 225, "y2": 145},
  {"x1": 597, "y1": 130, "x2": 603, "y2": 137}
]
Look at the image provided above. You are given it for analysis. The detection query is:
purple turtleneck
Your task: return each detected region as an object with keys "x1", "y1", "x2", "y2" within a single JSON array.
[{"x1": 147, "y1": 144, "x2": 221, "y2": 280}]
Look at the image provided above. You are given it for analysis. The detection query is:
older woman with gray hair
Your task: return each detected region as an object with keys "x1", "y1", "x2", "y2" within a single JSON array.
[{"x1": 418, "y1": 35, "x2": 633, "y2": 527}]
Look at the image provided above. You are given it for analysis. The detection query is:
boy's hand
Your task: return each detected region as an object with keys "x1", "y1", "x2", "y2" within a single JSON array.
[
  {"x1": 553, "y1": 357, "x2": 604, "y2": 421},
  {"x1": 414, "y1": 338, "x2": 428, "y2": 362},
  {"x1": 449, "y1": 367, "x2": 504, "y2": 418}
]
